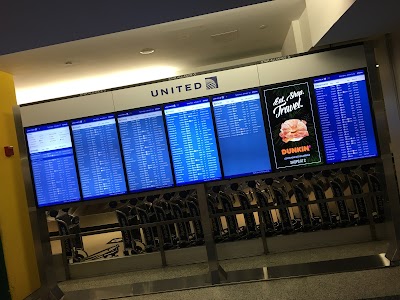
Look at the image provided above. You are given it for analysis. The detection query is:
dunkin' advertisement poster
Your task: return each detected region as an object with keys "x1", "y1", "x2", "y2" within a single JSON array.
[{"x1": 263, "y1": 81, "x2": 322, "y2": 169}]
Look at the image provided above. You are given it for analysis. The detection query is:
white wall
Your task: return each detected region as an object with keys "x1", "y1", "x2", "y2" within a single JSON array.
[
  {"x1": 112, "y1": 65, "x2": 260, "y2": 111},
  {"x1": 282, "y1": 24, "x2": 297, "y2": 56},
  {"x1": 281, "y1": 9, "x2": 314, "y2": 55},
  {"x1": 20, "y1": 92, "x2": 115, "y2": 127},
  {"x1": 20, "y1": 46, "x2": 367, "y2": 127},
  {"x1": 15, "y1": 52, "x2": 281, "y2": 106},
  {"x1": 186, "y1": 52, "x2": 282, "y2": 74},
  {"x1": 299, "y1": 9, "x2": 313, "y2": 52},
  {"x1": 306, "y1": 0, "x2": 356, "y2": 46},
  {"x1": 258, "y1": 46, "x2": 366, "y2": 86}
]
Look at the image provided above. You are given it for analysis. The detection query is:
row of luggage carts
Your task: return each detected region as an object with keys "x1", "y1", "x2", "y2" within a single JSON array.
[{"x1": 50, "y1": 164, "x2": 386, "y2": 262}]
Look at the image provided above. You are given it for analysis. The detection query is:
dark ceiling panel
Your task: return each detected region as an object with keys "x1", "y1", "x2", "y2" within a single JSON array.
[
  {"x1": 317, "y1": 0, "x2": 400, "y2": 46},
  {"x1": 0, "y1": 0, "x2": 270, "y2": 55}
]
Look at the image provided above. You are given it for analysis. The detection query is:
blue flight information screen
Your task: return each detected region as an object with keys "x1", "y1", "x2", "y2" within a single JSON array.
[
  {"x1": 26, "y1": 122, "x2": 81, "y2": 207},
  {"x1": 212, "y1": 89, "x2": 272, "y2": 178},
  {"x1": 117, "y1": 107, "x2": 174, "y2": 192},
  {"x1": 164, "y1": 98, "x2": 222, "y2": 185},
  {"x1": 71, "y1": 115, "x2": 127, "y2": 200},
  {"x1": 313, "y1": 69, "x2": 378, "y2": 164}
]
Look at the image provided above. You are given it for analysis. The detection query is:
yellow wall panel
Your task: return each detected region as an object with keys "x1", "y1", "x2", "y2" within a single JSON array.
[{"x1": 0, "y1": 71, "x2": 40, "y2": 299}]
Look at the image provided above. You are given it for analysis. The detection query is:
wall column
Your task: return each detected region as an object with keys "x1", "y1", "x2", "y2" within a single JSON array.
[{"x1": 0, "y1": 70, "x2": 40, "y2": 299}]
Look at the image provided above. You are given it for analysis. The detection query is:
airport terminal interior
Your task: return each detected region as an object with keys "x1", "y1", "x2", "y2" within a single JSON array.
[{"x1": 2, "y1": 1, "x2": 400, "y2": 299}]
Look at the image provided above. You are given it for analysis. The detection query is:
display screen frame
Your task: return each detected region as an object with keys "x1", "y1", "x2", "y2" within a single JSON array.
[
  {"x1": 163, "y1": 96, "x2": 224, "y2": 186},
  {"x1": 24, "y1": 121, "x2": 83, "y2": 208},
  {"x1": 210, "y1": 87, "x2": 273, "y2": 179},
  {"x1": 116, "y1": 105, "x2": 176, "y2": 193},
  {"x1": 23, "y1": 68, "x2": 381, "y2": 209},
  {"x1": 70, "y1": 112, "x2": 129, "y2": 201},
  {"x1": 311, "y1": 67, "x2": 380, "y2": 165}
]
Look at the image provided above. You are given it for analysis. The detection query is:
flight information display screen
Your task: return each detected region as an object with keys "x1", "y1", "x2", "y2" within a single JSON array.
[
  {"x1": 164, "y1": 98, "x2": 222, "y2": 185},
  {"x1": 26, "y1": 122, "x2": 81, "y2": 207},
  {"x1": 71, "y1": 114, "x2": 127, "y2": 200},
  {"x1": 313, "y1": 69, "x2": 378, "y2": 164},
  {"x1": 117, "y1": 107, "x2": 174, "y2": 192},
  {"x1": 212, "y1": 89, "x2": 272, "y2": 178}
]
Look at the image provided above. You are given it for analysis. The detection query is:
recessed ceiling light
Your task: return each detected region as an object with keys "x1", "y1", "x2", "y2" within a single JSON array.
[
  {"x1": 376, "y1": 64, "x2": 380, "y2": 68},
  {"x1": 140, "y1": 48, "x2": 155, "y2": 55}
]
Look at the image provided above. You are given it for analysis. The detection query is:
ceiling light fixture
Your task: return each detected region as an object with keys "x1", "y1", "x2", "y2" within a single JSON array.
[
  {"x1": 259, "y1": 25, "x2": 267, "y2": 30},
  {"x1": 140, "y1": 48, "x2": 155, "y2": 55}
]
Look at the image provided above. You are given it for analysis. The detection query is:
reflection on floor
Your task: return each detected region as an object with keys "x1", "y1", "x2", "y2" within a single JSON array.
[
  {"x1": 363, "y1": 297, "x2": 400, "y2": 300},
  {"x1": 114, "y1": 267, "x2": 400, "y2": 300},
  {"x1": 60, "y1": 240, "x2": 400, "y2": 299}
]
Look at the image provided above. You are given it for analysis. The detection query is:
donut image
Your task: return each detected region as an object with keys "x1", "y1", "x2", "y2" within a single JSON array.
[{"x1": 279, "y1": 119, "x2": 309, "y2": 143}]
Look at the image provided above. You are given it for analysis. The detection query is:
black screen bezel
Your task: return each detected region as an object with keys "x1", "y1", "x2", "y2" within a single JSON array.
[
  {"x1": 162, "y1": 96, "x2": 224, "y2": 186},
  {"x1": 115, "y1": 105, "x2": 176, "y2": 192},
  {"x1": 310, "y1": 67, "x2": 380, "y2": 165},
  {"x1": 69, "y1": 112, "x2": 129, "y2": 202},
  {"x1": 260, "y1": 79, "x2": 325, "y2": 171},
  {"x1": 24, "y1": 121, "x2": 83, "y2": 208},
  {"x1": 210, "y1": 87, "x2": 274, "y2": 179}
]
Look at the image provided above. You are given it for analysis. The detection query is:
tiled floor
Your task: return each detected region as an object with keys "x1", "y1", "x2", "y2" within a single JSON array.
[
  {"x1": 60, "y1": 240, "x2": 400, "y2": 299},
  {"x1": 115, "y1": 267, "x2": 400, "y2": 300}
]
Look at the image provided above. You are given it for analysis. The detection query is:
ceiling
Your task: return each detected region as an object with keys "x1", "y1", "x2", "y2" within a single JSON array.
[
  {"x1": 1, "y1": 0, "x2": 400, "y2": 106},
  {"x1": 0, "y1": 0, "x2": 273, "y2": 55},
  {"x1": 316, "y1": 0, "x2": 400, "y2": 47},
  {"x1": 0, "y1": 0, "x2": 306, "y2": 104}
]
